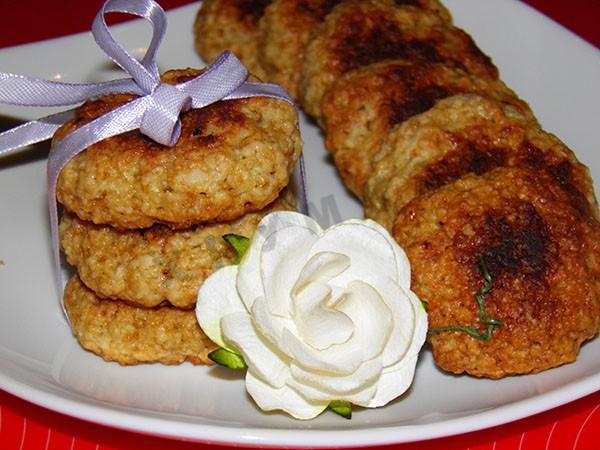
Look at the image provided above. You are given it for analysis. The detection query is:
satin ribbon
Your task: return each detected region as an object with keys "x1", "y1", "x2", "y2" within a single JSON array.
[{"x1": 0, "y1": 0, "x2": 305, "y2": 318}]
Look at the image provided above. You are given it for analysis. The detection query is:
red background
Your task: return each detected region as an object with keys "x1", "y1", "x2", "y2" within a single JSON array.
[{"x1": 0, "y1": 1, "x2": 599, "y2": 449}]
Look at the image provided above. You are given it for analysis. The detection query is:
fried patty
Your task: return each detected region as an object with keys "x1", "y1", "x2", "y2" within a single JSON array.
[
  {"x1": 258, "y1": 0, "x2": 451, "y2": 100},
  {"x1": 322, "y1": 62, "x2": 534, "y2": 199},
  {"x1": 54, "y1": 68, "x2": 301, "y2": 230},
  {"x1": 194, "y1": 0, "x2": 271, "y2": 77},
  {"x1": 365, "y1": 95, "x2": 597, "y2": 230},
  {"x1": 64, "y1": 275, "x2": 217, "y2": 365},
  {"x1": 60, "y1": 191, "x2": 295, "y2": 309},
  {"x1": 299, "y1": 0, "x2": 497, "y2": 120},
  {"x1": 392, "y1": 167, "x2": 600, "y2": 378}
]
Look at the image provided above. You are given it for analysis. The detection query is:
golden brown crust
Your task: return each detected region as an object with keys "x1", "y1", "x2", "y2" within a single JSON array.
[
  {"x1": 193, "y1": 0, "x2": 270, "y2": 77},
  {"x1": 54, "y1": 68, "x2": 301, "y2": 229},
  {"x1": 299, "y1": 0, "x2": 497, "y2": 120},
  {"x1": 60, "y1": 191, "x2": 296, "y2": 309},
  {"x1": 365, "y1": 95, "x2": 597, "y2": 230},
  {"x1": 322, "y1": 62, "x2": 534, "y2": 199},
  {"x1": 64, "y1": 275, "x2": 217, "y2": 365},
  {"x1": 392, "y1": 167, "x2": 600, "y2": 378},
  {"x1": 258, "y1": 0, "x2": 451, "y2": 100}
]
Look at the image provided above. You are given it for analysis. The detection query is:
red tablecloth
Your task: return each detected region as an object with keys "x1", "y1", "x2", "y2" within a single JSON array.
[{"x1": 0, "y1": 1, "x2": 599, "y2": 449}]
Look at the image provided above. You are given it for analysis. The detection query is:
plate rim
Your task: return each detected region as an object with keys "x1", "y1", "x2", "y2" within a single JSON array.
[{"x1": 1, "y1": 0, "x2": 600, "y2": 447}]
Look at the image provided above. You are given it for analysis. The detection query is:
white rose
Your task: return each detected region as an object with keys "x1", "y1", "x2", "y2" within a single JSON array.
[{"x1": 196, "y1": 211, "x2": 427, "y2": 420}]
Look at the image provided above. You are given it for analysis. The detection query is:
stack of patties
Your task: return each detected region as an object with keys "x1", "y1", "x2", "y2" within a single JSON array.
[
  {"x1": 194, "y1": 0, "x2": 600, "y2": 378},
  {"x1": 54, "y1": 68, "x2": 302, "y2": 365}
]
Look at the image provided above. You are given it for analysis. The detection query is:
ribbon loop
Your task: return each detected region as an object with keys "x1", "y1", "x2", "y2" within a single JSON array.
[{"x1": 92, "y1": 0, "x2": 165, "y2": 92}]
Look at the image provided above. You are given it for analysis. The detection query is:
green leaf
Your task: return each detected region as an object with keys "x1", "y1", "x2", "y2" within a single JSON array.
[
  {"x1": 420, "y1": 300, "x2": 429, "y2": 311},
  {"x1": 428, "y1": 254, "x2": 502, "y2": 341},
  {"x1": 208, "y1": 347, "x2": 247, "y2": 369},
  {"x1": 328, "y1": 400, "x2": 352, "y2": 419},
  {"x1": 223, "y1": 234, "x2": 250, "y2": 264}
]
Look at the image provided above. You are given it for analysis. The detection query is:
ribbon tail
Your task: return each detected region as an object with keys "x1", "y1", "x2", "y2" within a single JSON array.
[
  {"x1": 184, "y1": 51, "x2": 249, "y2": 109},
  {"x1": 46, "y1": 97, "x2": 148, "y2": 320},
  {"x1": 295, "y1": 154, "x2": 309, "y2": 216},
  {"x1": 0, "y1": 111, "x2": 73, "y2": 158},
  {"x1": 223, "y1": 81, "x2": 295, "y2": 107},
  {"x1": 0, "y1": 73, "x2": 143, "y2": 107}
]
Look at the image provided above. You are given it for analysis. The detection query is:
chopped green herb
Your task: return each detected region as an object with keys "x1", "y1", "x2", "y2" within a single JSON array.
[
  {"x1": 420, "y1": 300, "x2": 429, "y2": 311},
  {"x1": 428, "y1": 254, "x2": 502, "y2": 341},
  {"x1": 328, "y1": 400, "x2": 352, "y2": 419},
  {"x1": 223, "y1": 234, "x2": 250, "y2": 264},
  {"x1": 208, "y1": 347, "x2": 247, "y2": 369}
]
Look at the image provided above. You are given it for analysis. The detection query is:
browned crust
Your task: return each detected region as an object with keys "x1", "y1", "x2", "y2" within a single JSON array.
[
  {"x1": 64, "y1": 275, "x2": 218, "y2": 365},
  {"x1": 299, "y1": 0, "x2": 497, "y2": 120},
  {"x1": 258, "y1": 0, "x2": 451, "y2": 100},
  {"x1": 365, "y1": 94, "x2": 597, "y2": 230},
  {"x1": 322, "y1": 62, "x2": 534, "y2": 198},
  {"x1": 194, "y1": 0, "x2": 271, "y2": 77},
  {"x1": 392, "y1": 167, "x2": 600, "y2": 378}
]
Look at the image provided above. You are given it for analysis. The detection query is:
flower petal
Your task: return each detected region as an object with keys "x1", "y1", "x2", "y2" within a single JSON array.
[
  {"x1": 406, "y1": 290, "x2": 429, "y2": 358},
  {"x1": 292, "y1": 251, "x2": 350, "y2": 294},
  {"x1": 363, "y1": 275, "x2": 416, "y2": 367},
  {"x1": 283, "y1": 280, "x2": 392, "y2": 374},
  {"x1": 288, "y1": 376, "x2": 378, "y2": 406},
  {"x1": 361, "y1": 219, "x2": 412, "y2": 289},
  {"x1": 222, "y1": 312, "x2": 290, "y2": 388},
  {"x1": 251, "y1": 295, "x2": 296, "y2": 354},
  {"x1": 363, "y1": 289, "x2": 428, "y2": 407},
  {"x1": 362, "y1": 354, "x2": 419, "y2": 408},
  {"x1": 246, "y1": 371, "x2": 328, "y2": 420},
  {"x1": 195, "y1": 265, "x2": 244, "y2": 349},
  {"x1": 237, "y1": 212, "x2": 321, "y2": 311},
  {"x1": 261, "y1": 225, "x2": 318, "y2": 318},
  {"x1": 293, "y1": 280, "x2": 354, "y2": 350},
  {"x1": 290, "y1": 358, "x2": 382, "y2": 399},
  {"x1": 307, "y1": 221, "x2": 399, "y2": 288},
  {"x1": 334, "y1": 280, "x2": 393, "y2": 362}
]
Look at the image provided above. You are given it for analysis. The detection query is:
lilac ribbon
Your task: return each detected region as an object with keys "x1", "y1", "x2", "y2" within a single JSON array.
[{"x1": 0, "y1": 0, "x2": 306, "y2": 317}]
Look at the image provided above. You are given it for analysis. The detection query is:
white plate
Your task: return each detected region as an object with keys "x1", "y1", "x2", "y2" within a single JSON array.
[{"x1": 1, "y1": 0, "x2": 600, "y2": 447}]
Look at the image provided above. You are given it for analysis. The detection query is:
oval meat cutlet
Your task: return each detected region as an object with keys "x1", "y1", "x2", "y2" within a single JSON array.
[
  {"x1": 392, "y1": 167, "x2": 600, "y2": 378},
  {"x1": 194, "y1": 0, "x2": 271, "y2": 78},
  {"x1": 322, "y1": 62, "x2": 534, "y2": 199},
  {"x1": 64, "y1": 275, "x2": 218, "y2": 366},
  {"x1": 365, "y1": 94, "x2": 597, "y2": 230},
  {"x1": 299, "y1": 0, "x2": 498, "y2": 120},
  {"x1": 54, "y1": 68, "x2": 301, "y2": 230},
  {"x1": 60, "y1": 191, "x2": 295, "y2": 309},
  {"x1": 258, "y1": 0, "x2": 451, "y2": 100}
]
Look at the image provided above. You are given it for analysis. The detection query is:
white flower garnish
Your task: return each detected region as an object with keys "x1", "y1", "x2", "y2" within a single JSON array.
[{"x1": 196, "y1": 212, "x2": 427, "y2": 420}]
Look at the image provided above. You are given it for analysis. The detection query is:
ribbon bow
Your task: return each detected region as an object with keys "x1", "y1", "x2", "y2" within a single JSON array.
[{"x1": 0, "y1": 0, "x2": 301, "y2": 316}]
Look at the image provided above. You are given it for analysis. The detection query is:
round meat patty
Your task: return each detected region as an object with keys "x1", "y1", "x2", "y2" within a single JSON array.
[
  {"x1": 365, "y1": 94, "x2": 597, "y2": 230},
  {"x1": 64, "y1": 275, "x2": 217, "y2": 365},
  {"x1": 299, "y1": 0, "x2": 497, "y2": 120},
  {"x1": 258, "y1": 0, "x2": 451, "y2": 100},
  {"x1": 193, "y1": 0, "x2": 271, "y2": 78},
  {"x1": 322, "y1": 62, "x2": 534, "y2": 199},
  {"x1": 54, "y1": 68, "x2": 301, "y2": 230},
  {"x1": 60, "y1": 190, "x2": 295, "y2": 309},
  {"x1": 392, "y1": 167, "x2": 600, "y2": 378}
]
